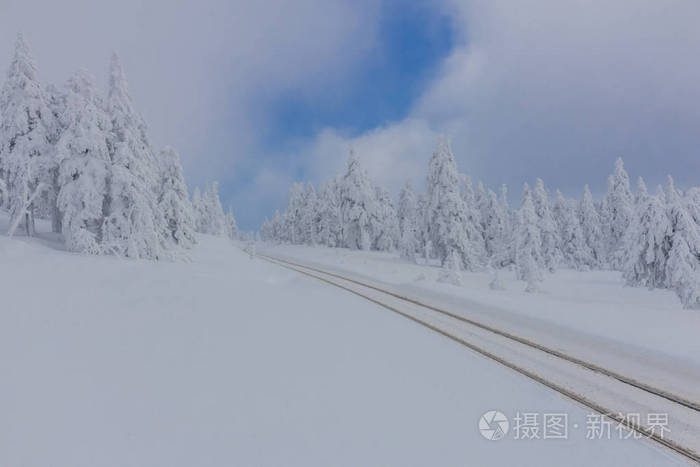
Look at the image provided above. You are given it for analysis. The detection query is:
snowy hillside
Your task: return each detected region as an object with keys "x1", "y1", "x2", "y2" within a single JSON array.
[{"x1": 0, "y1": 211, "x2": 688, "y2": 466}]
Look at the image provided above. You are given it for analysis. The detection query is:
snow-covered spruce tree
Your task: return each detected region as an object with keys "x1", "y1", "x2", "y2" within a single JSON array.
[
  {"x1": 191, "y1": 186, "x2": 206, "y2": 232},
  {"x1": 481, "y1": 188, "x2": 510, "y2": 267},
  {"x1": 683, "y1": 187, "x2": 700, "y2": 227},
  {"x1": 225, "y1": 205, "x2": 239, "y2": 240},
  {"x1": 579, "y1": 185, "x2": 605, "y2": 267},
  {"x1": 271, "y1": 210, "x2": 284, "y2": 243},
  {"x1": 102, "y1": 53, "x2": 165, "y2": 258},
  {"x1": 532, "y1": 178, "x2": 561, "y2": 272},
  {"x1": 425, "y1": 137, "x2": 483, "y2": 270},
  {"x1": 622, "y1": 178, "x2": 671, "y2": 289},
  {"x1": 260, "y1": 217, "x2": 273, "y2": 242},
  {"x1": 157, "y1": 146, "x2": 196, "y2": 248},
  {"x1": 665, "y1": 177, "x2": 700, "y2": 309},
  {"x1": 199, "y1": 181, "x2": 226, "y2": 236},
  {"x1": 0, "y1": 34, "x2": 59, "y2": 236},
  {"x1": 475, "y1": 181, "x2": 489, "y2": 238},
  {"x1": 460, "y1": 174, "x2": 486, "y2": 260},
  {"x1": 316, "y1": 177, "x2": 342, "y2": 247},
  {"x1": 515, "y1": 187, "x2": 543, "y2": 291},
  {"x1": 553, "y1": 190, "x2": 594, "y2": 270},
  {"x1": 499, "y1": 184, "x2": 515, "y2": 266},
  {"x1": 397, "y1": 181, "x2": 419, "y2": 262},
  {"x1": 339, "y1": 149, "x2": 375, "y2": 250},
  {"x1": 282, "y1": 182, "x2": 306, "y2": 244},
  {"x1": 416, "y1": 192, "x2": 431, "y2": 261},
  {"x1": 600, "y1": 157, "x2": 634, "y2": 269},
  {"x1": 371, "y1": 186, "x2": 399, "y2": 251},
  {"x1": 54, "y1": 70, "x2": 112, "y2": 253},
  {"x1": 300, "y1": 182, "x2": 318, "y2": 245}
]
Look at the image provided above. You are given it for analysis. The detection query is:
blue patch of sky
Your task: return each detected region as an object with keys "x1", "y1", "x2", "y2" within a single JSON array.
[
  {"x1": 263, "y1": 1, "x2": 454, "y2": 151},
  {"x1": 228, "y1": 2, "x2": 455, "y2": 230}
]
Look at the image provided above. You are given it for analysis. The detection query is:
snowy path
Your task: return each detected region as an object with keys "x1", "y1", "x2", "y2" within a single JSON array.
[
  {"x1": 258, "y1": 252, "x2": 700, "y2": 463},
  {"x1": 0, "y1": 226, "x2": 693, "y2": 466},
  {"x1": 261, "y1": 244, "x2": 700, "y2": 406}
]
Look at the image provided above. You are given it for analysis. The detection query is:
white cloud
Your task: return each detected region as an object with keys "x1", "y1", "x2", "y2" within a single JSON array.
[
  {"x1": 290, "y1": 0, "x2": 700, "y2": 210},
  {"x1": 0, "y1": 0, "x2": 382, "y2": 188}
]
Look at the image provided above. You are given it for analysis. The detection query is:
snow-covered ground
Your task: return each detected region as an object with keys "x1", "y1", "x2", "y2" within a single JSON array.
[
  {"x1": 0, "y1": 220, "x2": 692, "y2": 466},
  {"x1": 260, "y1": 244, "x2": 700, "y2": 405}
]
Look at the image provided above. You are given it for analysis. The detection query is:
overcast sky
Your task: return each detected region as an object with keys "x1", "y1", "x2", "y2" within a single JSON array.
[{"x1": 1, "y1": 0, "x2": 699, "y2": 230}]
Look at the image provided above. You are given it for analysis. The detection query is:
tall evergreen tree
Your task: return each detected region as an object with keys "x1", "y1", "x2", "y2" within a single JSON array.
[
  {"x1": 600, "y1": 157, "x2": 634, "y2": 269},
  {"x1": 481, "y1": 188, "x2": 509, "y2": 266},
  {"x1": 339, "y1": 149, "x2": 375, "y2": 250},
  {"x1": 0, "y1": 34, "x2": 59, "y2": 236},
  {"x1": 515, "y1": 188, "x2": 543, "y2": 291},
  {"x1": 200, "y1": 181, "x2": 226, "y2": 236},
  {"x1": 397, "y1": 181, "x2": 419, "y2": 262},
  {"x1": 102, "y1": 53, "x2": 164, "y2": 258},
  {"x1": 532, "y1": 178, "x2": 561, "y2": 271},
  {"x1": 622, "y1": 178, "x2": 671, "y2": 289},
  {"x1": 665, "y1": 177, "x2": 700, "y2": 309},
  {"x1": 225, "y1": 205, "x2": 239, "y2": 241},
  {"x1": 300, "y1": 182, "x2": 318, "y2": 245},
  {"x1": 553, "y1": 190, "x2": 594, "y2": 269},
  {"x1": 158, "y1": 146, "x2": 196, "y2": 248},
  {"x1": 579, "y1": 185, "x2": 604, "y2": 267},
  {"x1": 55, "y1": 70, "x2": 112, "y2": 253},
  {"x1": 425, "y1": 137, "x2": 483, "y2": 270},
  {"x1": 371, "y1": 185, "x2": 399, "y2": 251},
  {"x1": 316, "y1": 178, "x2": 342, "y2": 247}
]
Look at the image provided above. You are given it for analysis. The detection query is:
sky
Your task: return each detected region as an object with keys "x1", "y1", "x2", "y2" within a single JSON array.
[{"x1": 0, "y1": 0, "x2": 699, "y2": 230}]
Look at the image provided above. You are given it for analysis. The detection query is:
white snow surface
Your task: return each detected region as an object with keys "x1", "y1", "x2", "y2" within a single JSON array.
[{"x1": 0, "y1": 217, "x2": 691, "y2": 466}]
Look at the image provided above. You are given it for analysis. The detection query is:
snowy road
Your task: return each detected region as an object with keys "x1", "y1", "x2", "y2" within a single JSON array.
[
  {"x1": 0, "y1": 228, "x2": 694, "y2": 466},
  {"x1": 259, "y1": 251, "x2": 700, "y2": 464}
]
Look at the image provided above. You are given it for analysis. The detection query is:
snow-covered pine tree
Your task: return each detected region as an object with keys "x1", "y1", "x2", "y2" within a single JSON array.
[
  {"x1": 579, "y1": 185, "x2": 604, "y2": 268},
  {"x1": 665, "y1": 177, "x2": 700, "y2": 309},
  {"x1": 200, "y1": 181, "x2": 226, "y2": 236},
  {"x1": 225, "y1": 205, "x2": 239, "y2": 240},
  {"x1": 622, "y1": 178, "x2": 671, "y2": 289},
  {"x1": 481, "y1": 188, "x2": 510, "y2": 266},
  {"x1": 371, "y1": 186, "x2": 399, "y2": 251},
  {"x1": 553, "y1": 190, "x2": 594, "y2": 270},
  {"x1": 191, "y1": 186, "x2": 206, "y2": 232},
  {"x1": 499, "y1": 184, "x2": 515, "y2": 266},
  {"x1": 0, "y1": 34, "x2": 59, "y2": 237},
  {"x1": 260, "y1": 217, "x2": 273, "y2": 242},
  {"x1": 416, "y1": 192, "x2": 430, "y2": 261},
  {"x1": 600, "y1": 157, "x2": 634, "y2": 269},
  {"x1": 316, "y1": 177, "x2": 342, "y2": 247},
  {"x1": 532, "y1": 178, "x2": 561, "y2": 272},
  {"x1": 397, "y1": 181, "x2": 419, "y2": 262},
  {"x1": 460, "y1": 174, "x2": 486, "y2": 261},
  {"x1": 339, "y1": 149, "x2": 375, "y2": 250},
  {"x1": 425, "y1": 137, "x2": 483, "y2": 270},
  {"x1": 157, "y1": 146, "x2": 196, "y2": 248},
  {"x1": 475, "y1": 181, "x2": 489, "y2": 240},
  {"x1": 300, "y1": 182, "x2": 318, "y2": 245},
  {"x1": 102, "y1": 53, "x2": 164, "y2": 258},
  {"x1": 283, "y1": 182, "x2": 306, "y2": 244},
  {"x1": 684, "y1": 187, "x2": 700, "y2": 228},
  {"x1": 515, "y1": 187, "x2": 543, "y2": 291},
  {"x1": 54, "y1": 70, "x2": 112, "y2": 253}
]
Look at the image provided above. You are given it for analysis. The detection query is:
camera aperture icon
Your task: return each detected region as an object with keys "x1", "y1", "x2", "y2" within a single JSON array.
[{"x1": 479, "y1": 410, "x2": 509, "y2": 440}]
